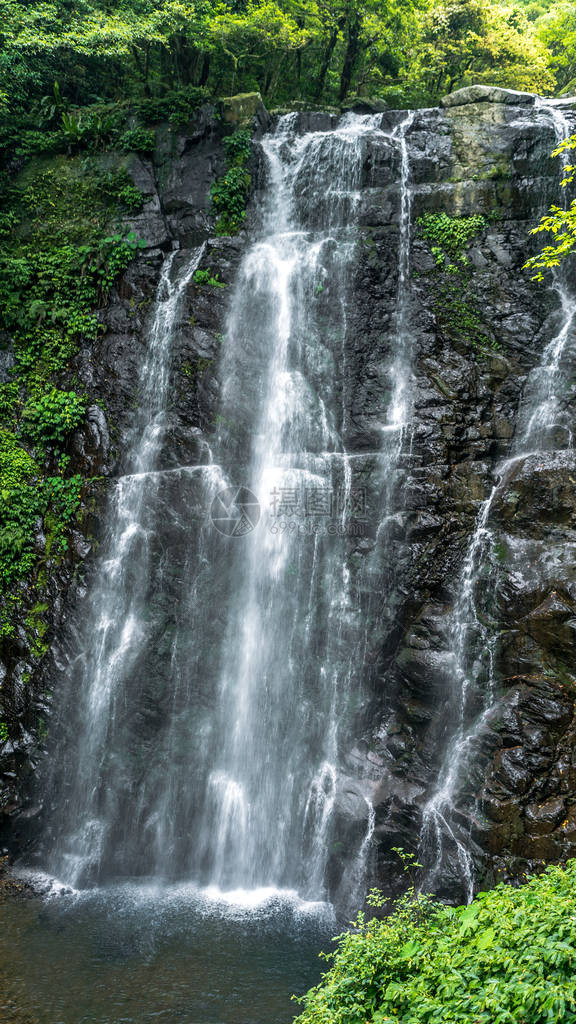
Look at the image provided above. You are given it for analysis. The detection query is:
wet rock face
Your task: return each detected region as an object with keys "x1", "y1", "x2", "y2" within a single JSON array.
[
  {"x1": 0, "y1": 107, "x2": 233, "y2": 842},
  {"x1": 4, "y1": 96, "x2": 576, "y2": 903},
  {"x1": 341, "y1": 97, "x2": 576, "y2": 900}
]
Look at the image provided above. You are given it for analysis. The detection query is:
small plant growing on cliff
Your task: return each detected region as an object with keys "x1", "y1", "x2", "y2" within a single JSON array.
[
  {"x1": 223, "y1": 128, "x2": 252, "y2": 166},
  {"x1": 118, "y1": 127, "x2": 155, "y2": 154},
  {"x1": 211, "y1": 128, "x2": 252, "y2": 236},
  {"x1": 194, "y1": 268, "x2": 226, "y2": 288},
  {"x1": 417, "y1": 212, "x2": 487, "y2": 263},
  {"x1": 417, "y1": 212, "x2": 497, "y2": 354}
]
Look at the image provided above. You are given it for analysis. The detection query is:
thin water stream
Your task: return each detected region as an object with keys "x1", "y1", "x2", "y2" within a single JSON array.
[{"x1": 419, "y1": 99, "x2": 576, "y2": 900}]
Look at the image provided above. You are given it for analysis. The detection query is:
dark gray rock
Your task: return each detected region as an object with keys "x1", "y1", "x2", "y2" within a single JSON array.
[{"x1": 441, "y1": 85, "x2": 537, "y2": 108}]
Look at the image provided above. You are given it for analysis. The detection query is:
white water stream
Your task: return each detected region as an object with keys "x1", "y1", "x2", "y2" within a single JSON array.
[{"x1": 42, "y1": 112, "x2": 416, "y2": 906}]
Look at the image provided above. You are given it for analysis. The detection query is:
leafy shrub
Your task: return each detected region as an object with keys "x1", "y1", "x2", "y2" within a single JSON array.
[
  {"x1": 211, "y1": 165, "x2": 251, "y2": 235},
  {"x1": 0, "y1": 430, "x2": 42, "y2": 590},
  {"x1": 99, "y1": 170, "x2": 145, "y2": 210},
  {"x1": 194, "y1": 267, "x2": 226, "y2": 288},
  {"x1": 43, "y1": 473, "x2": 83, "y2": 553},
  {"x1": 223, "y1": 128, "x2": 252, "y2": 166},
  {"x1": 211, "y1": 127, "x2": 252, "y2": 236},
  {"x1": 132, "y1": 85, "x2": 210, "y2": 127},
  {"x1": 417, "y1": 213, "x2": 487, "y2": 260},
  {"x1": 22, "y1": 387, "x2": 86, "y2": 446},
  {"x1": 0, "y1": 155, "x2": 143, "y2": 614},
  {"x1": 0, "y1": 232, "x2": 144, "y2": 377},
  {"x1": 59, "y1": 105, "x2": 125, "y2": 153},
  {"x1": 118, "y1": 127, "x2": 156, "y2": 154},
  {"x1": 295, "y1": 860, "x2": 576, "y2": 1024},
  {"x1": 417, "y1": 212, "x2": 496, "y2": 352},
  {"x1": 0, "y1": 429, "x2": 84, "y2": 592}
]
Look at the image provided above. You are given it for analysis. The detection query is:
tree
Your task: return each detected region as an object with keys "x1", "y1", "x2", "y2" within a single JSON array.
[
  {"x1": 400, "y1": 0, "x2": 555, "y2": 104},
  {"x1": 524, "y1": 134, "x2": 576, "y2": 279},
  {"x1": 537, "y1": 1, "x2": 576, "y2": 93},
  {"x1": 207, "y1": 1, "x2": 307, "y2": 96}
]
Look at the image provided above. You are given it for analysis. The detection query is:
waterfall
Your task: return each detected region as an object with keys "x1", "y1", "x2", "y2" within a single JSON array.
[
  {"x1": 419, "y1": 100, "x2": 576, "y2": 901},
  {"x1": 41, "y1": 111, "x2": 416, "y2": 902},
  {"x1": 40, "y1": 245, "x2": 215, "y2": 888}
]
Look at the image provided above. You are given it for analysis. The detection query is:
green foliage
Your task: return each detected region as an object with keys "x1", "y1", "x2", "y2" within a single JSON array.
[
  {"x1": 0, "y1": 430, "x2": 42, "y2": 590},
  {"x1": 223, "y1": 128, "x2": 252, "y2": 166},
  {"x1": 0, "y1": 151, "x2": 143, "y2": 623},
  {"x1": 0, "y1": 233, "x2": 143, "y2": 378},
  {"x1": 0, "y1": 0, "x2": 569, "y2": 130},
  {"x1": 417, "y1": 212, "x2": 497, "y2": 352},
  {"x1": 417, "y1": 213, "x2": 487, "y2": 262},
  {"x1": 296, "y1": 859, "x2": 576, "y2": 1024},
  {"x1": 537, "y1": 2, "x2": 576, "y2": 92},
  {"x1": 193, "y1": 268, "x2": 227, "y2": 288},
  {"x1": 524, "y1": 134, "x2": 576, "y2": 280},
  {"x1": 211, "y1": 128, "x2": 252, "y2": 236},
  {"x1": 0, "y1": 423, "x2": 84, "y2": 591},
  {"x1": 211, "y1": 165, "x2": 252, "y2": 235},
  {"x1": 401, "y1": 0, "x2": 554, "y2": 102},
  {"x1": 133, "y1": 86, "x2": 210, "y2": 126},
  {"x1": 118, "y1": 127, "x2": 156, "y2": 154},
  {"x1": 22, "y1": 388, "x2": 87, "y2": 446},
  {"x1": 43, "y1": 473, "x2": 84, "y2": 554},
  {"x1": 0, "y1": 721, "x2": 8, "y2": 744}
]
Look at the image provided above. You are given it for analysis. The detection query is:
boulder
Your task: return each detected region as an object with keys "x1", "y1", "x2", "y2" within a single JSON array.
[
  {"x1": 219, "y1": 92, "x2": 266, "y2": 126},
  {"x1": 341, "y1": 97, "x2": 388, "y2": 114},
  {"x1": 441, "y1": 85, "x2": 536, "y2": 108}
]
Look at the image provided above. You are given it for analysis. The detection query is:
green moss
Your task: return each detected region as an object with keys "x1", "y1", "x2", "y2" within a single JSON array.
[
  {"x1": 417, "y1": 212, "x2": 500, "y2": 355},
  {"x1": 0, "y1": 147, "x2": 145, "y2": 649}
]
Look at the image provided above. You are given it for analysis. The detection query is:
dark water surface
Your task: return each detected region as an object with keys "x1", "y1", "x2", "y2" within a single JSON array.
[{"x1": 0, "y1": 882, "x2": 334, "y2": 1024}]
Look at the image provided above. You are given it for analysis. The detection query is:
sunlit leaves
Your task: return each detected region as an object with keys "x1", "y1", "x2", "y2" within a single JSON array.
[
  {"x1": 524, "y1": 133, "x2": 576, "y2": 280},
  {"x1": 295, "y1": 860, "x2": 576, "y2": 1024}
]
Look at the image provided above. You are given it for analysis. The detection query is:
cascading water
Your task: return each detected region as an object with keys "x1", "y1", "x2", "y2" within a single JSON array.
[
  {"x1": 40, "y1": 111, "x2": 416, "y2": 904},
  {"x1": 39, "y1": 245, "x2": 214, "y2": 887},
  {"x1": 419, "y1": 99, "x2": 576, "y2": 901}
]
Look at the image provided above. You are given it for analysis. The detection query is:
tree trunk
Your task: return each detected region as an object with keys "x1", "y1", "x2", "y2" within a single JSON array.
[
  {"x1": 339, "y1": 13, "x2": 362, "y2": 101},
  {"x1": 198, "y1": 53, "x2": 211, "y2": 87},
  {"x1": 314, "y1": 26, "x2": 340, "y2": 101}
]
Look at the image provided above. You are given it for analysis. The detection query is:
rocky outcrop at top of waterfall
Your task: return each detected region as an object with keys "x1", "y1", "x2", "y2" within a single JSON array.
[{"x1": 2, "y1": 90, "x2": 576, "y2": 907}]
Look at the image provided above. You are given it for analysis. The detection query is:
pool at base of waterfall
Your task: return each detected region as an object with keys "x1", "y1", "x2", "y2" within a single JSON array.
[{"x1": 0, "y1": 881, "x2": 334, "y2": 1024}]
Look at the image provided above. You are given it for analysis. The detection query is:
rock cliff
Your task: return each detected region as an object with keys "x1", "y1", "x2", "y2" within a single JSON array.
[{"x1": 3, "y1": 90, "x2": 576, "y2": 904}]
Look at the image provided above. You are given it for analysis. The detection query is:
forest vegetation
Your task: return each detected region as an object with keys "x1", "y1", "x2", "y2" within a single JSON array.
[
  {"x1": 295, "y1": 858, "x2": 576, "y2": 1024},
  {"x1": 1, "y1": 0, "x2": 576, "y2": 130}
]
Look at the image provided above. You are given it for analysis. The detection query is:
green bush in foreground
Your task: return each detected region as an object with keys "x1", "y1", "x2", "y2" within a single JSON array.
[{"x1": 295, "y1": 859, "x2": 576, "y2": 1024}]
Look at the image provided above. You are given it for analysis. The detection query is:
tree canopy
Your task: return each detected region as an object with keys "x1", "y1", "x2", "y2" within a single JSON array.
[{"x1": 0, "y1": 0, "x2": 572, "y2": 120}]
